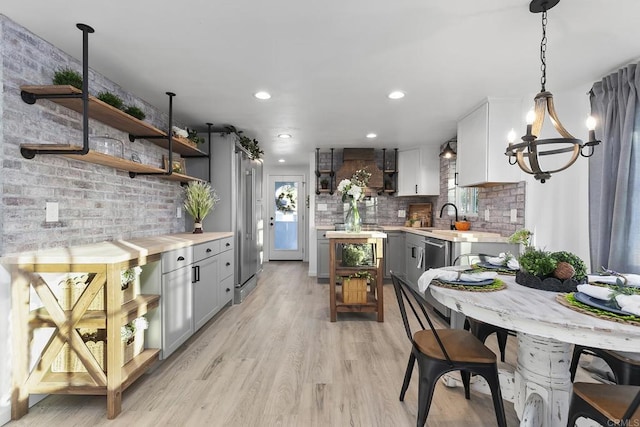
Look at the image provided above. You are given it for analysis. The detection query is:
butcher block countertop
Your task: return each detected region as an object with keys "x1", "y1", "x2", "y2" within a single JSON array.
[
  {"x1": 1, "y1": 232, "x2": 233, "y2": 265},
  {"x1": 317, "y1": 225, "x2": 509, "y2": 243}
]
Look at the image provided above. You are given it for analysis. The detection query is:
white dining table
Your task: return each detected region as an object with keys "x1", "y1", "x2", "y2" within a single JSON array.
[{"x1": 427, "y1": 274, "x2": 640, "y2": 427}]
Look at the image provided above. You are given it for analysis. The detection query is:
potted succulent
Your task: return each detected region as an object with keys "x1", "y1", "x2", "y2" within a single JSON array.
[
  {"x1": 183, "y1": 181, "x2": 220, "y2": 233},
  {"x1": 97, "y1": 91, "x2": 124, "y2": 109},
  {"x1": 320, "y1": 178, "x2": 329, "y2": 189}
]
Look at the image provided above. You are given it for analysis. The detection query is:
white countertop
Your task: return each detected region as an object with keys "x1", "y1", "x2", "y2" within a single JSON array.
[
  {"x1": 317, "y1": 225, "x2": 509, "y2": 242},
  {"x1": 325, "y1": 230, "x2": 387, "y2": 239},
  {"x1": 1, "y1": 232, "x2": 234, "y2": 265}
]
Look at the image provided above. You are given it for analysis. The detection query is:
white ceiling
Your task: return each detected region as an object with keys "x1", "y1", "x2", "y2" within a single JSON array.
[{"x1": 2, "y1": 0, "x2": 639, "y2": 167}]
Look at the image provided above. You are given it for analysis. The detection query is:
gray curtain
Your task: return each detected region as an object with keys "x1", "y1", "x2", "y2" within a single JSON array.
[{"x1": 589, "y1": 62, "x2": 640, "y2": 273}]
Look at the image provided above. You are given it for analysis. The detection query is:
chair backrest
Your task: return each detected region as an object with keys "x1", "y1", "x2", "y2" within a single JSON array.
[
  {"x1": 390, "y1": 272, "x2": 453, "y2": 366},
  {"x1": 453, "y1": 253, "x2": 494, "y2": 267},
  {"x1": 623, "y1": 387, "x2": 640, "y2": 420}
]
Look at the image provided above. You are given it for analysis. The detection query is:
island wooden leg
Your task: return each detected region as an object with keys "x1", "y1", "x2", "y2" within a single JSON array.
[
  {"x1": 10, "y1": 268, "x2": 30, "y2": 420},
  {"x1": 106, "y1": 264, "x2": 123, "y2": 419},
  {"x1": 376, "y1": 257, "x2": 384, "y2": 322},
  {"x1": 329, "y1": 240, "x2": 337, "y2": 322}
]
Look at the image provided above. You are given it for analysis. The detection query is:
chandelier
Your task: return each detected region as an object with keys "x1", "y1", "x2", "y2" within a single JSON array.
[{"x1": 505, "y1": 0, "x2": 600, "y2": 183}]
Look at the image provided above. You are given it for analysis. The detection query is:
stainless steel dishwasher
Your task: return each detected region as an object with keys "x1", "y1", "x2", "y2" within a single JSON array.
[{"x1": 422, "y1": 237, "x2": 451, "y2": 319}]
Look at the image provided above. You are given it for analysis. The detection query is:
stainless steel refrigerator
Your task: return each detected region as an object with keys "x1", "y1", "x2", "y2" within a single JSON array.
[{"x1": 191, "y1": 132, "x2": 263, "y2": 303}]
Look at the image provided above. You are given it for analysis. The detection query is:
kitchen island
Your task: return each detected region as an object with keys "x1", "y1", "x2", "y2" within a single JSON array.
[{"x1": 327, "y1": 230, "x2": 387, "y2": 322}]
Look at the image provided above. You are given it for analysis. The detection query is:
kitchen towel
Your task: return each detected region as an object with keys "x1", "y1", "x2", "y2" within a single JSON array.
[
  {"x1": 577, "y1": 284, "x2": 614, "y2": 301},
  {"x1": 418, "y1": 268, "x2": 498, "y2": 292},
  {"x1": 587, "y1": 273, "x2": 640, "y2": 288}
]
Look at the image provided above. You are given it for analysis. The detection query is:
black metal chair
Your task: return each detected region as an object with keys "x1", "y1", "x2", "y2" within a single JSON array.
[
  {"x1": 390, "y1": 273, "x2": 507, "y2": 427},
  {"x1": 569, "y1": 346, "x2": 640, "y2": 385},
  {"x1": 453, "y1": 253, "x2": 512, "y2": 362},
  {"x1": 567, "y1": 383, "x2": 640, "y2": 426}
]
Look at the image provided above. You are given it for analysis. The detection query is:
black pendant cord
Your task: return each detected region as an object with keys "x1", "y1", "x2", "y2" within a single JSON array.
[{"x1": 20, "y1": 23, "x2": 94, "y2": 159}]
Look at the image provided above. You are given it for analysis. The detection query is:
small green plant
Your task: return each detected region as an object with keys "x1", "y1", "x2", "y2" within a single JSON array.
[
  {"x1": 320, "y1": 178, "x2": 329, "y2": 189},
  {"x1": 97, "y1": 91, "x2": 124, "y2": 109},
  {"x1": 347, "y1": 271, "x2": 374, "y2": 281},
  {"x1": 183, "y1": 181, "x2": 220, "y2": 222},
  {"x1": 237, "y1": 135, "x2": 264, "y2": 160},
  {"x1": 508, "y1": 228, "x2": 533, "y2": 249},
  {"x1": 187, "y1": 128, "x2": 205, "y2": 145},
  {"x1": 53, "y1": 67, "x2": 83, "y2": 89},
  {"x1": 518, "y1": 249, "x2": 557, "y2": 277},
  {"x1": 123, "y1": 105, "x2": 146, "y2": 120}
]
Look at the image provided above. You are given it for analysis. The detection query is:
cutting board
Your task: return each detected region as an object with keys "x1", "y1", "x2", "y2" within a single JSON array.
[{"x1": 408, "y1": 203, "x2": 432, "y2": 227}]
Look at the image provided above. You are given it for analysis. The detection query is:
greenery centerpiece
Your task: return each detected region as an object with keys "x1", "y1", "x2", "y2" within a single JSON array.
[
  {"x1": 336, "y1": 168, "x2": 371, "y2": 233},
  {"x1": 515, "y1": 248, "x2": 587, "y2": 292},
  {"x1": 183, "y1": 181, "x2": 220, "y2": 233}
]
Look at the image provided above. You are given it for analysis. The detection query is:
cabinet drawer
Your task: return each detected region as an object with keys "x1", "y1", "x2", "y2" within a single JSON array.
[
  {"x1": 219, "y1": 236, "x2": 234, "y2": 252},
  {"x1": 194, "y1": 240, "x2": 221, "y2": 262},
  {"x1": 162, "y1": 247, "x2": 193, "y2": 273},
  {"x1": 219, "y1": 250, "x2": 234, "y2": 279}
]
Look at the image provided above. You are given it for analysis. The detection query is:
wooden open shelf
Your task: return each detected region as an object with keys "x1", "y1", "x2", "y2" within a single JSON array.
[
  {"x1": 19, "y1": 144, "x2": 203, "y2": 183},
  {"x1": 20, "y1": 85, "x2": 207, "y2": 157}
]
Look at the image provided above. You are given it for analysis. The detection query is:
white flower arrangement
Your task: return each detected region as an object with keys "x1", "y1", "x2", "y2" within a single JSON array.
[
  {"x1": 336, "y1": 168, "x2": 371, "y2": 203},
  {"x1": 171, "y1": 125, "x2": 189, "y2": 138},
  {"x1": 121, "y1": 316, "x2": 149, "y2": 344}
]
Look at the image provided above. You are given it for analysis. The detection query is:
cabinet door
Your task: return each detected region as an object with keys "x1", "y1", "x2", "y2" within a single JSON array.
[
  {"x1": 385, "y1": 232, "x2": 406, "y2": 279},
  {"x1": 193, "y1": 256, "x2": 219, "y2": 331},
  {"x1": 317, "y1": 232, "x2": 329, "y2": 279},
  {"x1": 397, "y1": 147, "x2": 439, "y2": 196},
  {"x1": 457, "y1": 98, "x2": 521, "y2": 186},
  {"x1": 161, "y1": 265, "x2": 194, "y2": 358}
]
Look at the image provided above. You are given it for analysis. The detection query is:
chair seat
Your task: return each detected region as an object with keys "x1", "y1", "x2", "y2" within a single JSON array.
[
  {"x1": 573, "y1": 383, "x2": 640, "y2": 421},
  {"x1": 414, "y1": 328, "x2": 497, "y2": 364}
]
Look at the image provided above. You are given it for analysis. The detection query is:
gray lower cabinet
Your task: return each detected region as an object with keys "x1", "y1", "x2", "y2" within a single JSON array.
[
  {"x1": 161, "y1": 246, "x2": 194, "y2": 359},
  {"x1": 193, "y1": 242, "x2": 220, "y2": 331},
  {"x1": 384, "y1": 231, "x2": 405, "y2": 280},
  {"x1": 161, "y1": 236, "x2": 234, "y2": 359},
  {"x1": 317, "y1": 231, "x2": 329, "y2": 280}
]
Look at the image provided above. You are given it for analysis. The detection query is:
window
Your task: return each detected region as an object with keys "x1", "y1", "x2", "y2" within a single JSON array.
[{"x1": 447, "y1": 159, "x2": 478, "y2": 215}]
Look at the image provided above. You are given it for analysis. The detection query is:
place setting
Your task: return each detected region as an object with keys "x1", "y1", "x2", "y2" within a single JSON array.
[
  {"x1": 418, "y1": 267, "x2": 504, "y2": 293},
  {"x1": 472, "y1": 252, "x2": 520, "y2": 275},
  {"x1": 558, "y1": 271, "x2": 640, "y2": 325}
]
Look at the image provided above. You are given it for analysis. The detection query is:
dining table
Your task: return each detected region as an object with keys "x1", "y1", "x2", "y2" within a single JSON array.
[{"x1": 425, "y1": 273, "x2": 640, "y2": 427}]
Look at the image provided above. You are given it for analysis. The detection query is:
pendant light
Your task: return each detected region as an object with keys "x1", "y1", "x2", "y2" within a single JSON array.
[
  {"x1": 439, "y1": 139, "x2": 456, "y2": 159},
  {"x1": 504, "y1": 0, "x2": 600, "y2": 183}
]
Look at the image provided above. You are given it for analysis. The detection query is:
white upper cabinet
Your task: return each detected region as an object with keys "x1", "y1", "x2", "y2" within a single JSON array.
[
  {"x1": 397, "y1": 146, "x2": 439, "y2": 196},
  {"x1": 457, "y1": 98, "x2": 522, "y2": 187}
]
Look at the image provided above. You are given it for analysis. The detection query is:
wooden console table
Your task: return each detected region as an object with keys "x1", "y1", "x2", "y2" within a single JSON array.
[{"x1": 327, "y1": 230, "x2": 386, "y2": 322}]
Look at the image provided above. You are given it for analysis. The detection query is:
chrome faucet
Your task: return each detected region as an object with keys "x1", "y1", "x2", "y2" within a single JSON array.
[{"x1": 439, "y1": 203, "x2": 459, "y2": 230}]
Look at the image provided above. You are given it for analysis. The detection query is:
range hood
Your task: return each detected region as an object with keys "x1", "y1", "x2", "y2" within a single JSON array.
[{"x1": 335, "y1": 148, "x2": 384, "y2": 191}]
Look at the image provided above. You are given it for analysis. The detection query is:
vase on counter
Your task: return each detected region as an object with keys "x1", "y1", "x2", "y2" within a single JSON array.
[
  {"x1": 345, "y1": 198, "x2": 362, "y2": 233},
  {"x1": 193, "y1": 220, "x2": 203, "y2": 234}
]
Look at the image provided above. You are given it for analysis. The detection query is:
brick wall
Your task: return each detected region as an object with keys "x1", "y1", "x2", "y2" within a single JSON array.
[
  {"x1": 0, "y1": 16, "x2": 187, "y2": 255},
  {"x1": 432, "y1": 144, "x2": 526, "y2": 236}
]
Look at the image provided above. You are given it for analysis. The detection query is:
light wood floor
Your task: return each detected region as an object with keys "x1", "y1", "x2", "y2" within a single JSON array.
[{"x1": 11, "y1": 262, "x2": 532, "y2": 426}]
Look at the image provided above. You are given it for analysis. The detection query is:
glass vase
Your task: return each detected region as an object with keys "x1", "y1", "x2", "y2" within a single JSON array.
[{"x1": 345, "y1": 198, "x2": 362, "y2": 233}]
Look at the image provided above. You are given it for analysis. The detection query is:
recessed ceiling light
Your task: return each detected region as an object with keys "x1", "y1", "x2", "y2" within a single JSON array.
[
  {"x1": 254, "y1": 91, "x2": 271, "y2": 100},
  {"x1": 278, "y1": 159, "x2": 285, "y2": 163},
  {"x1": 366, "y1": 133, "x2": 377, "y2": 139},
  {"x1": 278, "y1": 134, "x2": 291, "y2": 139},
  {"x1": 388, "y1": 91, "x2": 405, "y2": 99}
]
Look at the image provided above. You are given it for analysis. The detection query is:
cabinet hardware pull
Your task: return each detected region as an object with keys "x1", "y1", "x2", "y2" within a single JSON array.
[
  {"x1": 415, "y1": 184, "x2": 418, "y2": 193},
  {"x1": 192, "y1": 266, "x2": 197, "y2": 283},
  {"x1": 226, "y1": 288, "x2": 231, "y2": 292},
  {"x1": 177, "y1": 256, "x2": 185, "y2": 261},
  {"x1": 226, "y1": 262, "x2": 231, "y2": 266},
  {"x1": 206, "y1": 248, "x2": 212, "y2": 253},
  {"x1": 225, "y1": 242, "x2": 231, "y2": 247}
]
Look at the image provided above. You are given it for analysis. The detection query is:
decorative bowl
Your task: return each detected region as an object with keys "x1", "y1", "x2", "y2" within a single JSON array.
[{"x1": 454, "y1": 221, "x2": 471, "y2": 231}]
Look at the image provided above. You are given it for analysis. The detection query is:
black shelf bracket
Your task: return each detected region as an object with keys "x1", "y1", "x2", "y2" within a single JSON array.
[
  {"x1": 128, "y1": 92, "x2": 175, "y2": 178},
  {"x1": 20, "y1": 23, "x2": 94, "y2": 159}
]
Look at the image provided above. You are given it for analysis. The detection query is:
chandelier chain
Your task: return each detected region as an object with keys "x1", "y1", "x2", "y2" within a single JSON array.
[{"x1": 540, "y1": 10, "x2": 547, "y2": 91}]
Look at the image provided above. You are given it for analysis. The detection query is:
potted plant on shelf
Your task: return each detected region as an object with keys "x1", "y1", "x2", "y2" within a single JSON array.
[
  {"x1": 320, "y1": 178, "x2": 329, "y2": 189},
  {"x1": 183, "y1": 181, "x2": 220, "y2": 233},
  {"x1": 52, "y1": 67, "x2": 83, "y2": 89}
]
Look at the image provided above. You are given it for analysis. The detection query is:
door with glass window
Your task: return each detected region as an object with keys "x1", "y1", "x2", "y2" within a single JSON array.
[{"x1": 268, "y1": 175, "x2": 304, "y2": 260}]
